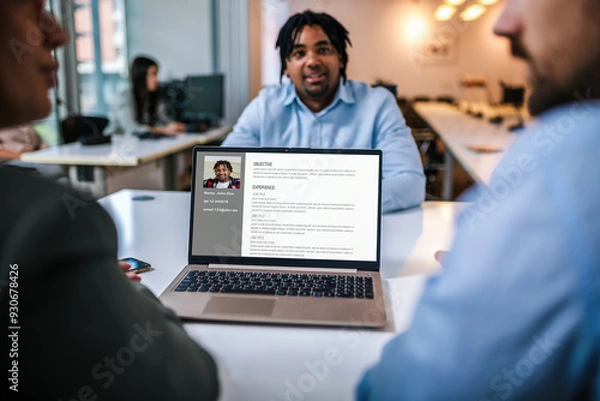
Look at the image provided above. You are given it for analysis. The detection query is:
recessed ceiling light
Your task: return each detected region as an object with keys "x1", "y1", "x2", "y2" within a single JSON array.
[
  {"x1": 461, "y1": 4, "x2": 486, "y2": 21},
  {"x1": 435, "y1": 5, "x2": 456, "y2": 21}
]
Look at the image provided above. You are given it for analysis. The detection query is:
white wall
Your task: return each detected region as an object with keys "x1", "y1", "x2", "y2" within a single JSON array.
[
  {"x1": 259, "y1": 0, "x2": 527, "y2": 103},
  {"x1": 126, "y1": 0, "x2": 213, "y2": 81}
]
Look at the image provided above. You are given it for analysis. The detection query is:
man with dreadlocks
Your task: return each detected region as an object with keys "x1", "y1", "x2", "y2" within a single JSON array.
[{"x1": 222, "y1": 10, "x2": 425, "y2": 213}]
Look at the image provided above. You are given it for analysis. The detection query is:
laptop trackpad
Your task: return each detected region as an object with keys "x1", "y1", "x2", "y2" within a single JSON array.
[{"x1": 203, "y1": 297, "x2": 275, "y2": 316}]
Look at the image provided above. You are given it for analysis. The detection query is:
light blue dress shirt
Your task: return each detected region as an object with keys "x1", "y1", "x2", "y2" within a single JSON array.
[
  {"x1": 222, "y1": 79, "x2": 425, "y2": 213},
  {"x1": 357, "y1": 101, "x2": 600, "y2": 400}
]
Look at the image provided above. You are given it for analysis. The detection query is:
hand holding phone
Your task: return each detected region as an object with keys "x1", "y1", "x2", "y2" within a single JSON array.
[{"x1": 119, "y1": 257, "x2": 152, "y2": 274}]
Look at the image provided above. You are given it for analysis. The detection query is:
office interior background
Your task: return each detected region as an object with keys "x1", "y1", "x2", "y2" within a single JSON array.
[{"x1": 41, "y1": 0, "x2": 524, "y2": 175}]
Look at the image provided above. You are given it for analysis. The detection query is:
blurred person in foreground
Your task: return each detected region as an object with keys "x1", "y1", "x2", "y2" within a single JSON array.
[
  {"x1": 0, "y1": 1, "x2": 218, "y2": 399},
  {"x1": 358, "y1": 0, "x2": 600, "y2": 399}
]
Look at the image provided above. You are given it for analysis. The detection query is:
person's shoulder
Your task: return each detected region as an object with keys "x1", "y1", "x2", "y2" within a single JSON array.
[
  {"x1": 1, "y1": 168, "x2": 66, "y2": 203},
  {"x1": 346, "y1": 79, "x2": 396, "y2": 103},
  {"x1": 256, "y1": 81, "x2": 294, "y2": 103},
  {"x1": 0, "y1": 168, "x2": 110, "y2": 225},
  {"x1": 520, "y1": 101, "x2": 600, "y2": 163},
  {"x1": 493, "y1": 101, "x2": 600, "y2": 210}
]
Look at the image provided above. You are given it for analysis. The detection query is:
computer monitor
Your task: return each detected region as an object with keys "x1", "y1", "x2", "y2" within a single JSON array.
[
  {"x1": 183, "y1": 74, "x2": 225, "y2": 126},
  {"x1": 502, "y1": 85, "x2": 525, "y2": 107},
  {"x1": 499, "y1": 81, "x2": 526, "y2": 131}
]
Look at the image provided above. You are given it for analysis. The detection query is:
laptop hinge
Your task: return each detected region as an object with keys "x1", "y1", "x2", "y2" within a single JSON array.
[{"x1": 207, "y1": 264, "x2": 358, "y2": 274}]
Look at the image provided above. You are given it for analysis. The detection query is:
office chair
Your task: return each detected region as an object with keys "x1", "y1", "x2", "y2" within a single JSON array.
[
  {"x1": 500, "y1": 81, "x2": 526, "y2": 131},
  {"x1": 398, "y1": 101, "x2": 444, "y2": 199},
  {"x1": 60, "y1": 115, "x2": 110, "y2": 183},
  {"x1": 60, "y1": 115, "x2": 110, "y2": 144},
  {"x1": 460, "y1": 76, "x2": 491, "y2": 118},
  {"x1": 436, "y1": 96, "x2": 455, "y2": 104},
  {"x1": 413, "y1": 96, "x2": 431, "y2": 103}
]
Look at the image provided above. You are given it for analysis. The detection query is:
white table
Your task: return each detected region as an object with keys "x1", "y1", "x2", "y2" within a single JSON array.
[
  {"x1": 99, "y1": 189, "x2": 466, "y2": 401},
  {"x1": 414, "y1": 102, "x2": 522, "y2": 200},
  {"x1": 21, "y1": 127, "x2": 231, "y2": 198}
]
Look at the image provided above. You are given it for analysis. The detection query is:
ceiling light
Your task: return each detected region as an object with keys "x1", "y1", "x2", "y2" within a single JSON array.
[
  {"x1": 406, "y1": 15, "x2": 427, "y2": 40},
  {"x1": 461, "y1": 4, "x2": 486, "y2": 21},
  {"x1": 445, "y1": 0, "x2": 466, "y2": 5},
  {"x1": 478, "y1": 0, "x2": 499, "y2": 5},
  {"x1": 435, "y1": 5, "x2": 456, "y2": 21}
]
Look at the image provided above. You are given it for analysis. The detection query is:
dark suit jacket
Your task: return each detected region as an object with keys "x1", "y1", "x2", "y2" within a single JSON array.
[{"x1": 0, "y1": 168, "x2": 219, "y2": 400}]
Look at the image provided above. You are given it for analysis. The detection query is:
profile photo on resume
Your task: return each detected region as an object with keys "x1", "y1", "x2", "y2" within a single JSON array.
[{"x1": 203, "y1": 157, "x2": 241, "y2": 189}]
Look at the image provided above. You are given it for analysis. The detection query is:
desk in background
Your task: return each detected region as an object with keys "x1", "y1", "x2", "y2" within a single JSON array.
[
  {"x1": 414, "y1": 102, "x2": 522, "y2": 200},
  {"x1": 21, "y1": 126, "x2": 231, "y2": 198},
  {"x1": 99, "y1": 189, "x2": 466, "y2": 401}
]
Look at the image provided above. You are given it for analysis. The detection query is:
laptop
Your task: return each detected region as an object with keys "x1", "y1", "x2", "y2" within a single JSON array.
[{"x1": 159, "y1": 147, "x2": 386, "y2": 328}]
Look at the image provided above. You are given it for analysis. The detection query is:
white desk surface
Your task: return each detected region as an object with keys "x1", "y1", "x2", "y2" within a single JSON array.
[
  {"x1": 414, "y1": 102, "x2": 522, "y2": 185},
  {"x1": 99, "y1": 189, "x2": 466, "y2": 401},
  {"x1": 20, "y1": 126, "x2": 231, "y2": 167}
]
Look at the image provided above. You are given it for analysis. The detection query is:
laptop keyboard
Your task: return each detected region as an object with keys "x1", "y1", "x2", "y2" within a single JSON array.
[{"x1": 174, "y1": 270, "x2": 374, "y2": 299}]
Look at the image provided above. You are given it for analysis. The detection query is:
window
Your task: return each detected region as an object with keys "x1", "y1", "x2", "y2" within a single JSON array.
[{"x1": 73, "y1": 0, "x2": 128, "y2": 115}]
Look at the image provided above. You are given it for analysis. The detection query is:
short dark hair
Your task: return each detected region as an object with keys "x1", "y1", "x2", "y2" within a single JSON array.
[
  {"x1": 213, "y1": 160, "x2": 232, "y2": 173},
  {"x1": 275, "y1": 10, "x2": 352, "y2": 83}
]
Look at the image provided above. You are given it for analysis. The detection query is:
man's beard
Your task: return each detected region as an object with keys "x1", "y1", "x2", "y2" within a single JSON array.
[
  {"x1": 527, "y1": 65, "x2": 600, "y2": 116},
  {"x1": 304, "y1": 82, "x2": 331, "y2": 100},
  {"x1": 510, "y1": 38, "x2": 600, "y2": 116},
  {"x1": 527, "y1": 74, "x2": 573, "y2": 116}
]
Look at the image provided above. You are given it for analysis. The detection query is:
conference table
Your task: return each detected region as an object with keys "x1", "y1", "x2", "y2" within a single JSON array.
[
  {"x1": 98, "y1": 189, "x2": 467, "y2": 401},
  {"x1": 414, "y1": 102, "x2": 523, "y2": 200},
  {"x1": 20, "y1": 126, "x2": 231, "y2": 198}
]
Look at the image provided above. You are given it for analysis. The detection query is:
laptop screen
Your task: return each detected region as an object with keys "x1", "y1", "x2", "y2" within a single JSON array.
[{"x1": 189, "y1": 147, "x2": 382, "y2": 271}]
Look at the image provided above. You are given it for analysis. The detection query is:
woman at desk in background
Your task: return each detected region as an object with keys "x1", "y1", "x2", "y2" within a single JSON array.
[{"x1": 106, "y1": 56, "x2": 186, "y2": 136}]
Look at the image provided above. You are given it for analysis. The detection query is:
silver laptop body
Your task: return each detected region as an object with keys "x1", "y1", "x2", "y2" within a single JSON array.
[{"x1": 159, "y1": 147, "x2": 386, "y2": 328}]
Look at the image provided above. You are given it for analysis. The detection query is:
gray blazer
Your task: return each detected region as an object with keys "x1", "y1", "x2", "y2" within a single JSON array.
[{"x1": 0, "y1": 168, "x2": 219, "y2": 400}]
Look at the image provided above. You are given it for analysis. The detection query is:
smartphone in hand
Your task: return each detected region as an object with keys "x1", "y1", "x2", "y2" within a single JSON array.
[{"x1": 119, "y1": 257, "x2": 152, "y2": 274}]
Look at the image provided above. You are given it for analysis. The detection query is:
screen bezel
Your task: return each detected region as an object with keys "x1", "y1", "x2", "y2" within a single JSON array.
[{"x1": 188, "y1": 146, "x2": 383, "y2": 272}]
